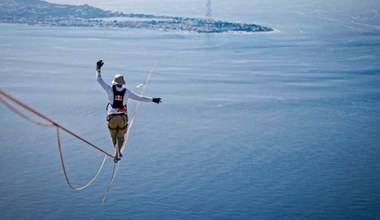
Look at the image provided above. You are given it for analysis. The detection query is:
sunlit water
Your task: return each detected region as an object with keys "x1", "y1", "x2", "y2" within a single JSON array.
[{"x1": 1, "y1": 1, "x2": 380, "y2": 219}]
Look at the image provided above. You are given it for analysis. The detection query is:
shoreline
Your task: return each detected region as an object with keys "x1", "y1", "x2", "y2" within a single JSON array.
[{"x1": 0, "y1": 20, "x2": 276, "y2": 35}]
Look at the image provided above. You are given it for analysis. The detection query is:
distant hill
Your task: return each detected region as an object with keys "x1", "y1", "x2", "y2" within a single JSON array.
[{"x1": 0, "y1": 0, "x2": 122, "y2": 20}]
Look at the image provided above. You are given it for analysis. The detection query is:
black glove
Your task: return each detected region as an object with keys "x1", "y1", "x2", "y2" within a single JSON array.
[
  {"x1": 152, "y1": 98, "x2": 162, "y2": 104},
  {"x1": 96, "y1": 60, "x2": 104, "y2": 70}
]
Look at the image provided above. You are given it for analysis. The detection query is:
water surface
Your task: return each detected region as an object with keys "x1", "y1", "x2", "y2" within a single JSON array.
[{"x1": 1, "y1": 1, "x2": 380, "y2": 219}]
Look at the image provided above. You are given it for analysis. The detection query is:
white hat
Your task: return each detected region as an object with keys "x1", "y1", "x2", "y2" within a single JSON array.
[{"x1": 112, "y1": 74, "x2": 126, "y2": 85}]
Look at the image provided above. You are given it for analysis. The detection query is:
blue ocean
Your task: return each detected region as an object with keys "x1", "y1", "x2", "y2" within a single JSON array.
[{"x1": 1, "y1": 0, "x2": 379, "y2": 219}]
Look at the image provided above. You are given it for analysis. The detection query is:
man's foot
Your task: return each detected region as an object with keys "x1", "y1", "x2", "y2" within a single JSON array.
[
  {"x1": 119, "y1": 152, "x2": 123, "y2": 158},
  {"x1": 113, "y1": 156, "x2": 120, "y2": 163}
]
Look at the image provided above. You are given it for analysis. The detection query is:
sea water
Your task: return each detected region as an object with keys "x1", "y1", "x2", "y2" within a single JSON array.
[{"x1": 1, "y1": 1, "x2": 380, "y2": 219}]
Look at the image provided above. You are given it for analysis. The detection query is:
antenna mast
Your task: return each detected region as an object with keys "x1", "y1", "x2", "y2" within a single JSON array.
[{"x1": 206, "y1": 0, "x2": 212, "y2": 19}]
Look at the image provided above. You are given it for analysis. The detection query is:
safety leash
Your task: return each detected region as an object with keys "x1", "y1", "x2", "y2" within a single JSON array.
[{"x1": 0, "y1": 89, "x2": 114, "y2": 191}]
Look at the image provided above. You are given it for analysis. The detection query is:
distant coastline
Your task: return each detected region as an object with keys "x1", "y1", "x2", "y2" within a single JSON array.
[{"x1": 0, "y1": 0, "x2": 273, "y2": 34}]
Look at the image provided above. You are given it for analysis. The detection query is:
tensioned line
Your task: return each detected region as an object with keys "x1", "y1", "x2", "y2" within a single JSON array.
[{"x1": 0, "y1": 62, "x2": 157, "y2": 202}]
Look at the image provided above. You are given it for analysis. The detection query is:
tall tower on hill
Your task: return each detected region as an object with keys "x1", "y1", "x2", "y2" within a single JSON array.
[{"x1": 206, "y1": 0, "x2": 212, "y2": 19}]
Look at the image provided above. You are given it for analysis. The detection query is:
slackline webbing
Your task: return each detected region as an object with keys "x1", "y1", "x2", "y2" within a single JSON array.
[{"x1": 0, "y1": 62, "x2": 157, "y2": 203}]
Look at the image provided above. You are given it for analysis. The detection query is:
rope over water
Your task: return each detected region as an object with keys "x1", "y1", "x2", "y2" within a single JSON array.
[
  {"x1": 0, "y1": 62, "x2": 157, "y2": 203},
  {"x1": 0, "y1": 89, "x2": 113, "y2": 191}
]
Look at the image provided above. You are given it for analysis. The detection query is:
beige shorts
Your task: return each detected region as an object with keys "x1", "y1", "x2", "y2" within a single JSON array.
[{"x1": 107, "y1": 114, "x2": 128, "y2": 130}]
